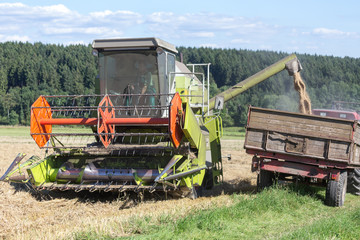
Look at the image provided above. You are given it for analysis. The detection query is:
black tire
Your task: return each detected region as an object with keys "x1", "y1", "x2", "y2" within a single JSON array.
[
  {"x1": 347, "y1": 168, "x2": 360, "y2": 196},
  {"x1": 325, "y1": 171, "x2": 347, "y2": 207},
  {"x1": 203, "y1": 169, "x2": 214, "y2": 190},
  {"x1": 257, "y1": 169, "x2": 275, "y2": 192}
]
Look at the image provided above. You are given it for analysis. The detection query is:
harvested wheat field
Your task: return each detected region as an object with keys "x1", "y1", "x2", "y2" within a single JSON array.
[{"x1": 0, "y1": 126, "x2": 255, "y2": 239}]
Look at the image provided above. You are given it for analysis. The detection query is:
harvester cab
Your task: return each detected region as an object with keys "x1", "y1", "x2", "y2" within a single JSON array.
[
  {"x1": 1, "y1": 38, "x2": 222, "y2": 198},
  {"x1": 94, "y1": 38, "x2": 177, "y2": 111}
]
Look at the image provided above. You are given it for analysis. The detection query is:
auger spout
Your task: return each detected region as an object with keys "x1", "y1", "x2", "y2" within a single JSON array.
[{"x1": 208, "y1": 54, "x2": 300, "y2": 111}]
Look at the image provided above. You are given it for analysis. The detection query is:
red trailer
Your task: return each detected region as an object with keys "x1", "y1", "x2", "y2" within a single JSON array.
[
  {"x1": 312, "y1": 109, "x2": 360, "y2": 121},
  {"x1": 245, "y1": 106, "x2": 360, "y2": 206}
]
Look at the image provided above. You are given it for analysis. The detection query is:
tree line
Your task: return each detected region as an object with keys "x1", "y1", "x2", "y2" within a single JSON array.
[
  {"x1": 0, "y1": 42, "x2": 97, "y2": 125},
  {"x1": 0, "y1": 42, "x2": 359, "y2": 126}
]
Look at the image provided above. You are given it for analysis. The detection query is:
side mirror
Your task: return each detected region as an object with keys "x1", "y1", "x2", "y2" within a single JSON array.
[{"x1": 215, "y1": 96, "x2": 224, "y2": 110}]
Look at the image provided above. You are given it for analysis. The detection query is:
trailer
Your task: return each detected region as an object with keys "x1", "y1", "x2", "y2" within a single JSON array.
[{"x1": 245, "y1": 106, "x2": 360, "y2": 206}]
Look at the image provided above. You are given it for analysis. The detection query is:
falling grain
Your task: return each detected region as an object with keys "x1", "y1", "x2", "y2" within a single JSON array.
[{"x1": 293, "y1": 71, "x2": 312, "y2": 114}]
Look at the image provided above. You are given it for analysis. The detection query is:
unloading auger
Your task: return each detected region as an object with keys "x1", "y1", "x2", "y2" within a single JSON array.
[{"x1": 1, "y1": 38, "x2": 302, "y2": 198}]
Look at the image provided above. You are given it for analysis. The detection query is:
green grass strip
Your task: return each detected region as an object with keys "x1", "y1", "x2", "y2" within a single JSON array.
[{"x1": 73, "y1": 185, "x2": 360, "y2": 240}]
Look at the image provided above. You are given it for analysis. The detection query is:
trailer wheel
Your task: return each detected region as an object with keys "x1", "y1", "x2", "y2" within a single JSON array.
[
  {"x1": 347, "y1": 168, "x2": 360, "y2": 196},
  {"x1": 325, "y1": 171, "x2": 347, "y2": 207},
  {"x1": 257, "y1": 170, "x2": 275, "y2": 191}
]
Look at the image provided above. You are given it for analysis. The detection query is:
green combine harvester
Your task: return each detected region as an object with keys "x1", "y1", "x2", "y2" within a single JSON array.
[{"x1": 0, "y1": 38, "x2": 301, "y2": 198}]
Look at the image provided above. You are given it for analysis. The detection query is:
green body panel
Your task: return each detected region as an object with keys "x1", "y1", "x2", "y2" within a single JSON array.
[
  {"x1": 192, "y1": 132, "x2": 206, "y2": 186},
  {"x1": 175, "y1": 76, "x2": 190, "y2": 89},
  {"x1": 175, "y1": 75, "x2": 207, "y2": 107},
  {"x1": 179, "y1": 102, "x2": 208, "y2": 188},
  {"x1": 27, "y1": 157, "x2": 59, "y2": 186},
  {"x1": 183, "y1": 103, "x2": 203, "y2": 149},
  {"x1": 48, "y1": 168, "x2": 58, "y2": 182},
  {"x1": 190, "y1": 90, "x2": 203, "y2": 105},
  {"x1": 204, "y1": 115, "x2": 223, "y2": 185},
  {"x1": 175, "y1": 76, "x2": 190, "y2": 103}
]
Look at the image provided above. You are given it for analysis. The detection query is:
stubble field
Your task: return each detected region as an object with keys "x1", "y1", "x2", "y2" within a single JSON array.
[{"x1": 0, "y1": 126, "x2": 256, "y2": 239}]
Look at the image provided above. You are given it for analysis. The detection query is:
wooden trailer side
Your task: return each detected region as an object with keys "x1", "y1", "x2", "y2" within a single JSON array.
[{"x1": 245, "y1": 106, "x2": 360, "y2": 166}]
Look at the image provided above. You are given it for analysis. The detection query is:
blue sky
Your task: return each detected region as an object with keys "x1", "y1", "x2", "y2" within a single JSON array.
[{"x1": 1, "y1": 0, "x2": 359, "y2": 57}]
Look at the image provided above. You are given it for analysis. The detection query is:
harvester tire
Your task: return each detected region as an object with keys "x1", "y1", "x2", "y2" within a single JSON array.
[
  {"x1": 257, "y1": 170, "x2": 274, "y2": 192},
  {"x1": 203, "y1": 169, "x2": 214, "y2": 190},
  {"x1": 325, "y1": 171, "x2": 347, "y2": 207},
  {"x1": 347, "y1": 168, "x2": 360, "y2": 196}
]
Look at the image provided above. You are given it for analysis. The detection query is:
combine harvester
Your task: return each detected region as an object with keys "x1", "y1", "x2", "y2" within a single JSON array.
[{"x1": 1, "y1": 38, "x2": 301, "y2": 198}]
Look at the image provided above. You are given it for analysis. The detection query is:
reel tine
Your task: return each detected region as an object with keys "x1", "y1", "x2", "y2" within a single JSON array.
[
  {"x1": 118, "y1": 181, "x2": 128, "y2": 192},
  {"x1": 49, "y1": 182, "x2": 56, "y2": 191},
  {"x1": 104, "y1": 181, "x2": 113, "y2": 192},
  {"x1": 75, "y1": 181, "x2": 84, "y2": 192},
  {"x1": 38, "y1": 181, "x2": 46, "y2": 190},
  {"x1": 149, "y1": 183, "x2": 157, "y2": 193},
  {"x1": 60, "y1": 181, "x2": 71, "y2": 191},
  {"x1": 89, "y1": 181, "x2": 99, "y2": 192},
  {"x1": 134, "y1": 182, "x2": 142, "y2": 193}
]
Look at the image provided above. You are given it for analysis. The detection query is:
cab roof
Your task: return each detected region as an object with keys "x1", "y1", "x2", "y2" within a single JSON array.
[{"x1": 92, "y1": 37, "x2": 178, "y2": 54}]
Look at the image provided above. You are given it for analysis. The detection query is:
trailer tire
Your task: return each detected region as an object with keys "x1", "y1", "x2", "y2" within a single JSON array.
[
  {"x1": 257, "y1": 170, "x2": 274, "y2": 192},
  {"x1": 325, "y1": 171, "x2": 347, "y2": 207},
  {"x1": 347, "y1": 168, "x2": 360, "y2": 196}
]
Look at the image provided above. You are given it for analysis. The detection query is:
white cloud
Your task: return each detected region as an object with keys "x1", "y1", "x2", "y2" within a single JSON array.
[
  {"x1": 0, "y1": 2, "x2": 358, "y2": 57},
  {"x1": 0, "y1": 34, "x2": 30, "y2": 42},
  {"x1": 146, "y1": 12, "x2": 268, "y2": 34},
  {"x1": 0, "y1": 3, "x2": 74, "y2": 20},
  {"x1": 37, "y1": 4, "x2": 73, "y2": 16},
  {"x1": 148, "y1": 12, "x2": 174, "y2": 23},
  {"x1": 0, "y1": 3, "x2": 140, "y2": 42},
  {"x1": 192, "y1": 32, "x2": 215, "y2": 38},
  {"x1": 144, "y1": 11, "x2": 278, "y2": 48},
  {"x1": 89, "y1": 10, "x2": 114, "y2": 18},
  {"x1": 0, "y1": 3, "x2": 280, "y2": 45},
  {"x1": 89, "y1": 10, "x2": 143, "y2": 25},
  {"x1": 43, "y1": 27, "x2": 122, "y2": 36},
  {"x1": 231, "y1": 39, "x2": 251, "y2": 44},
  {"x1": 312, "y1": 28, "x2": 358, "y2": 38}
]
